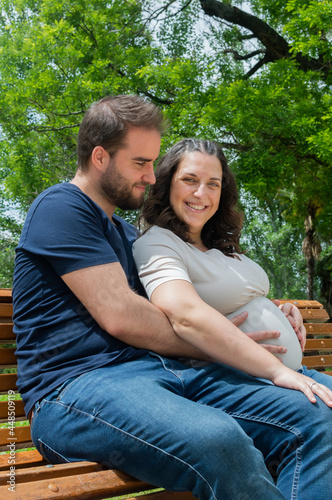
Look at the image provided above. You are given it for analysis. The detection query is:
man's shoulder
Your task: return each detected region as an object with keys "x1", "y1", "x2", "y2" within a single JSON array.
[
  {"x1": 32, "y1": 182, "x2": 82, "y2": 204},
  {"x1": 27, "y1": 183, "x2": 74, "y2": 212},
  {"x1": 28, "y1": 183, "x2": 102, "y2": 220}
]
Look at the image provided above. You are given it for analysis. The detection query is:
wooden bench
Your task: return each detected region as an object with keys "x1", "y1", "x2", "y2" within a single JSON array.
[
  {"x1": 279, "y1": 299, "x2": 332, "y2": 374},
  {"x1": 0, "y1": 291, "x2": 331, "y2": 500}
]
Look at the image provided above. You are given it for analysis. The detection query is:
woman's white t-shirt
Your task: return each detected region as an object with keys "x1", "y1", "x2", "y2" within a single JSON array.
[{"x1": 133, "y1": 226, "x2": 302, "y2": 371}]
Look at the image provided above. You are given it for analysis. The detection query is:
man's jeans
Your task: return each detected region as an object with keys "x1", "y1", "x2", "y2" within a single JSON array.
[{"x1": 30, "y1": 353, "x2": 332, "y2": 500}]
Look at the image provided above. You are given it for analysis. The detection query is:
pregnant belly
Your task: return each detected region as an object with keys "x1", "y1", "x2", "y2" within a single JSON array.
[{"x1": 226, "y1": 296, "x2": 303, "y2": 371}]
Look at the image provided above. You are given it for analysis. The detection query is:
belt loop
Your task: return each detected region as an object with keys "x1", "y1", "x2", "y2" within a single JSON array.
[{"x1": 28, "y1": 400, "x2": 41, "y2": 423}]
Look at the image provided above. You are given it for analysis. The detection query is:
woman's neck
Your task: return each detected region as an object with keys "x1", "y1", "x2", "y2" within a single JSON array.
[{"x1": 189, "y1": 233, "x2": 209, "y2": 253}]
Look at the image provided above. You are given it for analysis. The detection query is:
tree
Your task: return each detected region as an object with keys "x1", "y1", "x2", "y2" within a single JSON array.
[
  {"x1": 0, "y1": 211, "x2": 22, "y2": 287},
  {"x1": 240, "y1": 192, "x2": 308, "y2": 300},
  {"x1": 0, "y1": 0, "x2": 166, "y2": 208},
  {"x1": 0, "y1": 0, "x2": 160, "y2": 286},
  {"x1": 192, "y1": 0, "x2": 332, "y2": 300},
  {"x1": 0, "y1": 0, "x2": 331, "y2": 303},
  {"x1": 145, "y1": 0, "x2": 332, "y2": 300},
  {"x1": 316, "y1": 247, "x2": 332, "y2": 317}
]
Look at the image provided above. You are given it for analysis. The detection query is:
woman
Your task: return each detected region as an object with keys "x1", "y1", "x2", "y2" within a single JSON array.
[
  {"x1": 133, "y1": 138, "x2": 331, "y2": 391},
  {"x1": 133, "y1": 138, "x2": 332, "y2": 497}
]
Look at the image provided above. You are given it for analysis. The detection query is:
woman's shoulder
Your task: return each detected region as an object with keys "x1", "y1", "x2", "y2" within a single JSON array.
[
  {"x1": 133, "y1": 226, "x2": 189, "y2": 263},
  {"x1": 136, "y1": 225, "x2": 184, "y2": 247}
]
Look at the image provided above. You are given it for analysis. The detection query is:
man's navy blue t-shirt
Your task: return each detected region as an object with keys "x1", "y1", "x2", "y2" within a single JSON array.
[{"x1": 13, "y1": 183, "x2": 147, "y2": 416}]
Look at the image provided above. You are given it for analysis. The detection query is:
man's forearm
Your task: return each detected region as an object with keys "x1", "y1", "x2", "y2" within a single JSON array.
[
  {"x1": 114, "y1": 294, "x2": 211, "y2": 360},
  {"x1": 62, "y1": 262, "x2": 209, "y2": 360}
]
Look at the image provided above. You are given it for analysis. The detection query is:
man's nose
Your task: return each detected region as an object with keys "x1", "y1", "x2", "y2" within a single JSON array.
[{"x1": 142, "y1": 163, "x2": 156, "y2": 185}]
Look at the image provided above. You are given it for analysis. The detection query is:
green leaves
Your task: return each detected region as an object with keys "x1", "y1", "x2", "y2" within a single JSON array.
[
  {"x1": 0, "y1": 0, "x2": 160, "y2": 203},
  {"x1": 0, "y1": 0, "x2": 331, "y2": 296}
]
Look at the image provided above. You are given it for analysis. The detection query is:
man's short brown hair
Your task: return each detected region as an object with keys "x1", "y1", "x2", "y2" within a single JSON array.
[{"x1": 77, "y1": 95, "x2": 166, "y2": 171}]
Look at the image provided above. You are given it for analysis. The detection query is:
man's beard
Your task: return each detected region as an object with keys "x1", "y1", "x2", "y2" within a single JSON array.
[{"x1": 100, "y1": 158, "x2": 148, "y2": 210}]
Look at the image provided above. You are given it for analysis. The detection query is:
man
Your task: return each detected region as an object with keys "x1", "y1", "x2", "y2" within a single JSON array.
[{"x1": 12, "y1": 95, "x2": 289, "y2": 499}]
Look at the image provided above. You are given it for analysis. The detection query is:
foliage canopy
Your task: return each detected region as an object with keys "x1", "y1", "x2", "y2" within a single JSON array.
[{"x1": 0, "y1": 0, "x2": 331, "y2": 298}]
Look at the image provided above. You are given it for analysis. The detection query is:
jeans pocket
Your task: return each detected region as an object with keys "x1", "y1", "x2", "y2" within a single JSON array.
[{"x1": 37, "y1": 438, "x2": 70, "y2": 464}]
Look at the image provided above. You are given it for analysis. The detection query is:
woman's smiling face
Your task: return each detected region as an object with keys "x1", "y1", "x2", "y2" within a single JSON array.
[{"x1": 169, "y1": 151, "x2": 222, "y2": 243}]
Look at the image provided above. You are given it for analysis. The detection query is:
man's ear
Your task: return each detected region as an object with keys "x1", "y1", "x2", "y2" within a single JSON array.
[{"x1": 91, "y1": 146, "x2": 109, "y2": 172}]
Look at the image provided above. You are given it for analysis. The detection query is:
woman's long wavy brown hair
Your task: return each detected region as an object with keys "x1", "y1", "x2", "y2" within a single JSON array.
[{"x1": 142, "y1": 138, "x2": 244, "y2": 256}]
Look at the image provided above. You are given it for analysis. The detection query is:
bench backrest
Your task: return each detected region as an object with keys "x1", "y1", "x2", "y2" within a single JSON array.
[{"x1": 279, "y1": 299, "x2": 332, "y2": 373}]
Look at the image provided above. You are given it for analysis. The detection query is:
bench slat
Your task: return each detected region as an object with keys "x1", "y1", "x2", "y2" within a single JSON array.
[
  {"x1": 0, "y1": 290, "x2": 12, "y2": 302},
  {"x1": 0, "y1": 466, "x2": 154, "y2": 500},
  {"x1": 302, "y1": 354, "x2": 332, "y2": 369},
  {"x1": 0, "y1": 348, "x2": 16, "y2": 365},
  {"x1": 278, "y1": 300, "x2": 324, "y2": 308},
  {"x1": 0, "y1": 461, "x2": 114, "y2": 485},
  {"x1": 0, "y1": 323, "x2": 15, "y2": 341},
  {"x1": 0, "y1": 373, "x2": 18, "y2": 392},
  {"x1": 0, "y1": 399, "x2": 25, "y2": 419},
  {"x1": 0, "y1": 425, "x2": 31, "y2": 447},
  {"x1": 300, "y1": 309, "x2": 330, "y2": 322},
  {"x1": 0, "y1": 449, "x2": 45, "y2": 470},
  {"x1": 0, "y1": 303, "x2": 13, "y2": 319},
  {"x1": 304, "y1": 339, "x2": 332, "y2": 351},
  {"x1": 305, "y1": 323, "x2": 332, "y2": 335}
]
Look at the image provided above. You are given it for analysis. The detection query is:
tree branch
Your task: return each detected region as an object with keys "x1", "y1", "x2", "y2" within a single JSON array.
[
  {"x1": 32, "y1": 124, "x2": 80, "y2": 132},
  {"x1": 28, "y1": 99, "x2": 84, "y2": 118},
  {"x1": 243, "y1": 54, "x2": 273, "y2": 79},
  {"x1": 145, "y1": 0, "x2": 193, "y2": 22},
  {"x1": 107, "y1": 62, "x2": 174, "y2": 105},
  {"x1": 220, "y1": 141, "x2": 250, "y2": 152},
  {"x1": 224, "y1": 49, "x2": 266, "y2": 61},
  {"x1": 200, "y1": 0, "x2": 331, "y2": 79}
]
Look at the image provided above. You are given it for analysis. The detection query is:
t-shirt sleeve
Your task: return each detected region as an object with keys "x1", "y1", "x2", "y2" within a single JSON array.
[
  {"x1": 20, "y1": 187, "x2": 119, "y2": 276},
  {"x1": 133, "y1": 227, "x2": 192, "y2": 299}
]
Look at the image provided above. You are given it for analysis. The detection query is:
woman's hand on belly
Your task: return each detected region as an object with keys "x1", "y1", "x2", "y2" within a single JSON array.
[
  {"x1": 272, "y1": 300, "x2": 306, "y2": 351},
  {"x1": 227, "y1": 297, "x2": 303, "y2": 371},
  {"x1": 230, "y1": 311, "x2": 286, "y2": 355}
]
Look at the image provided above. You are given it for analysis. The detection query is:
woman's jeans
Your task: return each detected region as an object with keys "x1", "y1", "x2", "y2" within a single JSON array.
[{"x1": 30, "y1": 353, "x2": 332, "y2": 500}]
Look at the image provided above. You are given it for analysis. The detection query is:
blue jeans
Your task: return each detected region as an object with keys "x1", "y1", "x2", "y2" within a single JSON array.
[{"x1": 30, "y1": 353, "x2": 332, "y2": 500}]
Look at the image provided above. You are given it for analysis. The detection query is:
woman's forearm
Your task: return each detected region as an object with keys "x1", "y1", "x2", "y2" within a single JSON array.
[
  {"x1": 150, "y1": 280, "x2": 332, "y2": 407},
  {"x1": 152, "y1": 281, "x2": 284, "y2": 381},
  {"x1": 173, "y1": 302, "x2": 283, "y2": 379}
]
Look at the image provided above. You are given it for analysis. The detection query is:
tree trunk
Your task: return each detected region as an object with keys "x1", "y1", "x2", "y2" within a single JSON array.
[
  {"x1": 316, "y1": 252, "x2": 332, "y2": 319},
  {"x1": 307, "y1": 255, "x2": 315, "y2": 300},
  {"x1": 302, "y1": 203, "x2": 321, "y2": 300}
]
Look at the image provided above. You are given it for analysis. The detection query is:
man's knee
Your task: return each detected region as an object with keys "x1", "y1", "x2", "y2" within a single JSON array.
[{"x1": 188, "y1": 415, "x2": 254, "y2": 460}]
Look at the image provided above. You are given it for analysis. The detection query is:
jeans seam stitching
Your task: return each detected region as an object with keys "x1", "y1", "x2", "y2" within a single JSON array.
[
  {"x1": 226, "y1": 410, "x2": 303, "y2": 499},
  {"x1": 37, "y1": 438, "x2": 71, "y2": 463},
  {"x1": 153, "y1": 354, "x2": 186, "y2": 394}
]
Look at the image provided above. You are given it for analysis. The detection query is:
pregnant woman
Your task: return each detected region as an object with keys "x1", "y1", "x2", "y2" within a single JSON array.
[
  {"x1": 133, "y1": 138, "x2": 312, "y2": 374},
  {"x1": 133, "y1": 138, "x2": 332, "y2": 394},
  {"x1": 133, "y1": 138, "x2": 332, "y2": 497}
]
